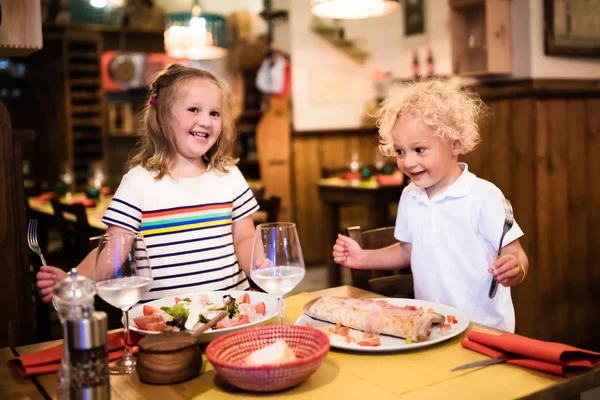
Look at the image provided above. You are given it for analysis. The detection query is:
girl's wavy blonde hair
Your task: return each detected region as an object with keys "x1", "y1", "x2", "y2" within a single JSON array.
[
  {"x1": 130, "y1": 64, "x2": 237, "y2": 179},
  {"x1": 377, "y1": 79, "x2": 486, "y2": 157}
]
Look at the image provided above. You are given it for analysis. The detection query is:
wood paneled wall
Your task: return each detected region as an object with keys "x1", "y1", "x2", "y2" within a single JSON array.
[
  {"x1": 291, "y1": 80, "x2": 600, "y2": 347},
  {"x1": 292, "y1": 129, "x2": 383, "y2": 265}
]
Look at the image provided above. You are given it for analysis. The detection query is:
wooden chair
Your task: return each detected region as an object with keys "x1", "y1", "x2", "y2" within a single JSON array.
[
  {"x1": 346, "y1": 226, "x2": 414, "y2": 298},
  {"x1": 49, "y1": 198, "x2": 99, "y2": 268},
  {"x1": 256, "y1": 196, "x2": 282, "y2": 223}
]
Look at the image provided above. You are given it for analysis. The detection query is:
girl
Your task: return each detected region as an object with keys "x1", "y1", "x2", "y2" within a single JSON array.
[
  {"x1": 37, "y1": 64, "x2": 258, "y2": 303},
  {"x1": 333, "y1": 80, "x2": 529, "y2": 332}
]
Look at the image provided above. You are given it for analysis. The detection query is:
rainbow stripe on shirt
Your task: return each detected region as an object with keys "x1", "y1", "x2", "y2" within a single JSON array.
[{"x1": 140, "y1": 202, "x2": 232, "y2": 236}]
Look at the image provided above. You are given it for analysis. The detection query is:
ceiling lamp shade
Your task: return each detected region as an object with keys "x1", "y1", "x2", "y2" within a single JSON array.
[
  {"x1": 164, "y1": 6, "x2": 228, "y2": 60},
  {"x1": 311, "y1": 0, "x2": 400, "y2": 19}
]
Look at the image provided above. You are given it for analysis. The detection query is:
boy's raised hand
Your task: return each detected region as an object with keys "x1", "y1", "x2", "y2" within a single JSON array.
[
  {"x1": 488, "y1": 253, "x2": 524, "y2": 287},
  {"x1": 332, "y1": 234, "x2": 363, "y2": 269},
  {"x1": 36, "y1": 266, "x2": 67, "y2": 303}
]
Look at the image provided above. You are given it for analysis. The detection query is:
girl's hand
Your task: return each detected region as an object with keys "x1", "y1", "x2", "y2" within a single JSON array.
[
  {"x1": 36, "y1": 266, "x2": 67, "y2": 303},
  {"x1": 332, "y1": 234, "x2": 363, "y2": 269},
  {"x1": 488, "y1": 254, "x2": 524, "y2": 287}
]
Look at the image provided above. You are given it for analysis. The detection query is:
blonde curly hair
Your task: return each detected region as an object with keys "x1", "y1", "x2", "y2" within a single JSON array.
[
  {"x1": 377, "y1": 79, "x2": 486, "y2": 157},
  {"x1": 130, "y1": 64, "x2": 237, "y2": 179}
]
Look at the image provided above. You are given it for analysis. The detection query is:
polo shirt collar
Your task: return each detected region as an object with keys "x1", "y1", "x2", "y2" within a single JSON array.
[{"x1": 408, "y1": 163, "x2": 476, "y2": 204}]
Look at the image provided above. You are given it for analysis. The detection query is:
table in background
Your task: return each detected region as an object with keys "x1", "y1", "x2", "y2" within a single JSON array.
[
  {"x1": 4, "y1": 286, "x2": 599, "y2": 399},
  {"x1": 28, "y1": 180, "x2": 266, "y2": 232},
  {"x1": 318, "y1": 177, "x2": 405, "y2": 286}
]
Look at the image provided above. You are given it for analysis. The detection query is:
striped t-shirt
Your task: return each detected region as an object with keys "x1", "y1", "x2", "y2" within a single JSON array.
[{"x1": 101, "y1": 165, "x2": 258, "y2": 302}]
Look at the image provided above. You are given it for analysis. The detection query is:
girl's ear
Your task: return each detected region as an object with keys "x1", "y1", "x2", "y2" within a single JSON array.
[{"x1": 452, "y1": 140, "x2": 462, "y2": 156}]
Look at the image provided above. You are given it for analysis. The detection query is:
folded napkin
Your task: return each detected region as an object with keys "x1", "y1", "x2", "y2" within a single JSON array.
[
  {"x1": 462, "y1": 331, "x2": 600, "y2": 377},
  {"x1": 8, "y1": 331, "x2": 142, "y2": 378},
  {"x1": 34, "y1": 192, "x2": 58, "y2": 202}
]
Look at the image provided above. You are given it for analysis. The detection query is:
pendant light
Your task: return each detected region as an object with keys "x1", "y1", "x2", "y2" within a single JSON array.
[
  {"x1": 164, "y1": 0, "x2": 228, "y2": 60},
  {"x1": 311, "y1": 0, "x2": 400, "y2": 20}
]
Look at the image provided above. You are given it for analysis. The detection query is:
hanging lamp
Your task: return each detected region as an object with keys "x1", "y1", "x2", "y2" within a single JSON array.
[
  {"x1": 311, "y1": 0, "x2": 400, "y2": 20},
  {"x1": 164, "y1": 0, "x2": 228, "y2": 60}
]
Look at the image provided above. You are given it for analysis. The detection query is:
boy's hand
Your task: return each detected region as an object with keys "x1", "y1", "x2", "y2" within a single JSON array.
[
  {"x1": 332, "y1": 234, "x2": 363, "y2": 269},
  {"x1": 36, "y1": 266, "x2": 67, "y2": 303},
  {"x1": 488, "y1": 254, "x2": 524, "y2": 287}
]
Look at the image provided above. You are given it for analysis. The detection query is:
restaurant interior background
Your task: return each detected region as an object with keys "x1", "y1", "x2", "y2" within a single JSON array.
[{"x1": 1, "y1": 0, "x2": 599, "y2": 354}]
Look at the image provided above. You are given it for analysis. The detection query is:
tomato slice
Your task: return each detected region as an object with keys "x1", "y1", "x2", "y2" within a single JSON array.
[
  {"x1": 357, "y1": 337, "x2": 381, "y2": 347},
  {"x1": 143, "y1": 305, "x2": 162, "y2": 316},
  {"x1": 254, "y1": 301, "x2": 267, "y2": 315},
  {"x1": 238, "y1": 293, "x2": 251, "y2": 304}
]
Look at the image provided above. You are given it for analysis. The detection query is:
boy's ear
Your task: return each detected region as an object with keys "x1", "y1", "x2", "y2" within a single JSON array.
[{"x1": 452, "y1": 140, "x2": 462, "y2": 156}]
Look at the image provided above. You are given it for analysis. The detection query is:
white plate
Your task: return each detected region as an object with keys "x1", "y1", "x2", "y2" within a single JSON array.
[
  {"x1": 294, "y1": 298, "x2": 469, "y2": 352},
  {"x1": 128, "y1": 290, "x2": 279, "y2": 343}
]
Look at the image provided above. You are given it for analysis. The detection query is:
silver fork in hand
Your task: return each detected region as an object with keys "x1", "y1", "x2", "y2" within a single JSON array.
[
  {"x1": 489, "y1": 199, "x2": 514, "y2": 298},
  {"x1": 27, "y1": 219, "x2": 47, "y2": 266}
]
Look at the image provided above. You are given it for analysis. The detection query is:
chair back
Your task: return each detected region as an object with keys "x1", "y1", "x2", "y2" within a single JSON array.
[
  {"x1": 346, "y1": 226, "x2": 414, "y2": 298},
  {"x1": 257, "y1": 196, "x2": 282, "y2": 223},
  {"x1": 50, "y1": 199, "x2": 96, "y2": 257}
]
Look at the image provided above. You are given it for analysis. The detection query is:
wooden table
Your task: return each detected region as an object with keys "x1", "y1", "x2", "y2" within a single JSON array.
[
  {"x1": 4, "y1": 285, "x2": 597, "y2": 399},
  {"x1": 29, "y1": 193, "x2": 110, "y2": 230},
  {"x1": 318, "y1": 177, "x2": 405, "y2": 286},
  {"x1": 28, "y1": 180, "x2": 267, "y2": 231}
]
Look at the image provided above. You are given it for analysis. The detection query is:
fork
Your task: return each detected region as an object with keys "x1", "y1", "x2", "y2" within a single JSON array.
[
  {"x1": 488, "y1": 199, "x2": 514, "y2": 298},
  {"x1": 27, "y1": 219, "x2": 47, "y2": 266}
]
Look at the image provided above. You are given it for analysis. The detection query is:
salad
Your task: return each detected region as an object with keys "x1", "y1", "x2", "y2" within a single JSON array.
[{"x1": 133, "y1": 293, "x2": 267, "y2": 333}]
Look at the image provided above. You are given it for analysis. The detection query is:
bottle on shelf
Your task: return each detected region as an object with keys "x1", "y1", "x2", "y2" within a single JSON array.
[
  {"x1": 426, "y1": 48, "x2": 434, "y2": 77},
  {"x1": 412, "y1": 50, "x2": 420, "y2": 79}
]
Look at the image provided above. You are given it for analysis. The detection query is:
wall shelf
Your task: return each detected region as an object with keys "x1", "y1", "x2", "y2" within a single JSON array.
[{"x1": 449, "y1": 0, "x2": 512, "y2": 76}]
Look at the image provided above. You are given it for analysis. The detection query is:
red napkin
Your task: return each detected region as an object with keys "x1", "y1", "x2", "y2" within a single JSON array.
[
  {"x1": 34, "y1": 192, "x2": 58, "y2": 202},
  {"x1": 462, "y1": 331, "x2": 600, "y2": 377},
  {"x1": 70, "y1": 198, "x2": 96, "y2": 208},
  {"x1": 342, "y1": 172, "x2": 361, "y2": 181},
  {"x1": 8, "y1": 331, "x2": 142, "y2": 378},
  {"x1": 376, "y1": 174, "x2": 404, "y2": 186}
]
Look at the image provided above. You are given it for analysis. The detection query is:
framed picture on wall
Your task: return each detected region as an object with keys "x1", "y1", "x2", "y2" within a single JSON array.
[
  {"x1": 544, "y1": 0, "x2": 600, "y2": 57},
  {"x1": 404, "y1": 0, "x2": 425, "y2": 37}
]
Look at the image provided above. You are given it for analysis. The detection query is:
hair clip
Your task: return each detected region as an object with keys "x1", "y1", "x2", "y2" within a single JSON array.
[{"x1": 149, "y1": 97, "x2": 156, "y2": 105}]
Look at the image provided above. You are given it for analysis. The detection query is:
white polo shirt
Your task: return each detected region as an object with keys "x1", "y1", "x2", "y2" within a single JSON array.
[{"x1": 395, "y1": 163, "x2": 523, "y2": 332}]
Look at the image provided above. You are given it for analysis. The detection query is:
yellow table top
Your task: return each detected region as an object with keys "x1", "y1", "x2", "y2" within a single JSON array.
[{"x1": 3, "y1": 286, "x2": 574, "y2": 399}]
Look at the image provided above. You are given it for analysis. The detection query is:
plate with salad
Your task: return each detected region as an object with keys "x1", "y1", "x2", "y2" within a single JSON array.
[{"x1": 128, "y1": 290, "x2": 279, "y2": 343}]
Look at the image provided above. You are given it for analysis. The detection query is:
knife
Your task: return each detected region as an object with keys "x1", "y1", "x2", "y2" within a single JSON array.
[{"x1": 451, "y1": 355, "x2": 512, "y2": 371}]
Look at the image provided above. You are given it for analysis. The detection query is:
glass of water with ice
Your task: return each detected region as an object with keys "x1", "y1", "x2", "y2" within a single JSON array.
[
  {"x1": 250, "y1": 223, "x2": 305, "y2": 324},
  {"x1": 94, "y1": 231, "x2": 152, "y2": 374}
]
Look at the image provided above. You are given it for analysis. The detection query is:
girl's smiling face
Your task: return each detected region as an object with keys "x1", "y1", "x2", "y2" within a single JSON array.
[
  {"x1": 170, "y1": 78, "x2": 222, "y2": 169},
  {"x1": 392, "y1": 112, "x2": 462, "y2": 198}
]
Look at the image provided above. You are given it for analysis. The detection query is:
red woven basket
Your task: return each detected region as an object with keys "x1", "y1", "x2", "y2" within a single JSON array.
[{"x1": 205, "y1": 325, "x2": 330, "y2": 392}]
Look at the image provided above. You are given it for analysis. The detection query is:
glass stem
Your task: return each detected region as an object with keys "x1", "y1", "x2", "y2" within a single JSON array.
[
  {"x1": 277, "y1": 297, "x2": 283, "y2": 325},
  {"x1": 122, "y1": 309, "x2": 133, "y2": 360}
]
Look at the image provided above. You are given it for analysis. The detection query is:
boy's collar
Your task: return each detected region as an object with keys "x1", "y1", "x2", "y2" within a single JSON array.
[{"x1": 408, "y1": 163, "x2": 476, "y2": 203}]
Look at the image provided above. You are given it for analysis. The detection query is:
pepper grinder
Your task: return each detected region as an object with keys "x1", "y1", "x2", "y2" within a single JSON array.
[
  {"x1": 67, "y1": 308, "x2": 110, "y2": 399},
  {"x1": 53, "y1": 269, "x2": 97, "y2": 399}
]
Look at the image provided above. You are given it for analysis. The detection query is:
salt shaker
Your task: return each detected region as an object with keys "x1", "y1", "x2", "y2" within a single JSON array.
[
  {"x1": 67, "y1": 308, "x2": 110, "y2": 400},
  {"x1": 54, "y1": 269, "x2": 97, "y2": 399}
]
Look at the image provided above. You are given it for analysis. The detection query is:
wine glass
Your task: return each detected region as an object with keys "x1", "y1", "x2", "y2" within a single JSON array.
[
  {"x1": 95, "y1": 231, "x2": 152, "y2": 374},
  {"x1": 250, "y1": 223, "x2": 305, "y2": 324}
]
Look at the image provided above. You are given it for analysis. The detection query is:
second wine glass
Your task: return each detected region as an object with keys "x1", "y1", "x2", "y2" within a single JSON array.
[
  {"x1": 95, "y1": 231, "x2": 152, "y2": 374},
  {"x1": 250, "y1": 222, "x2": 305, "y2": 324}
]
